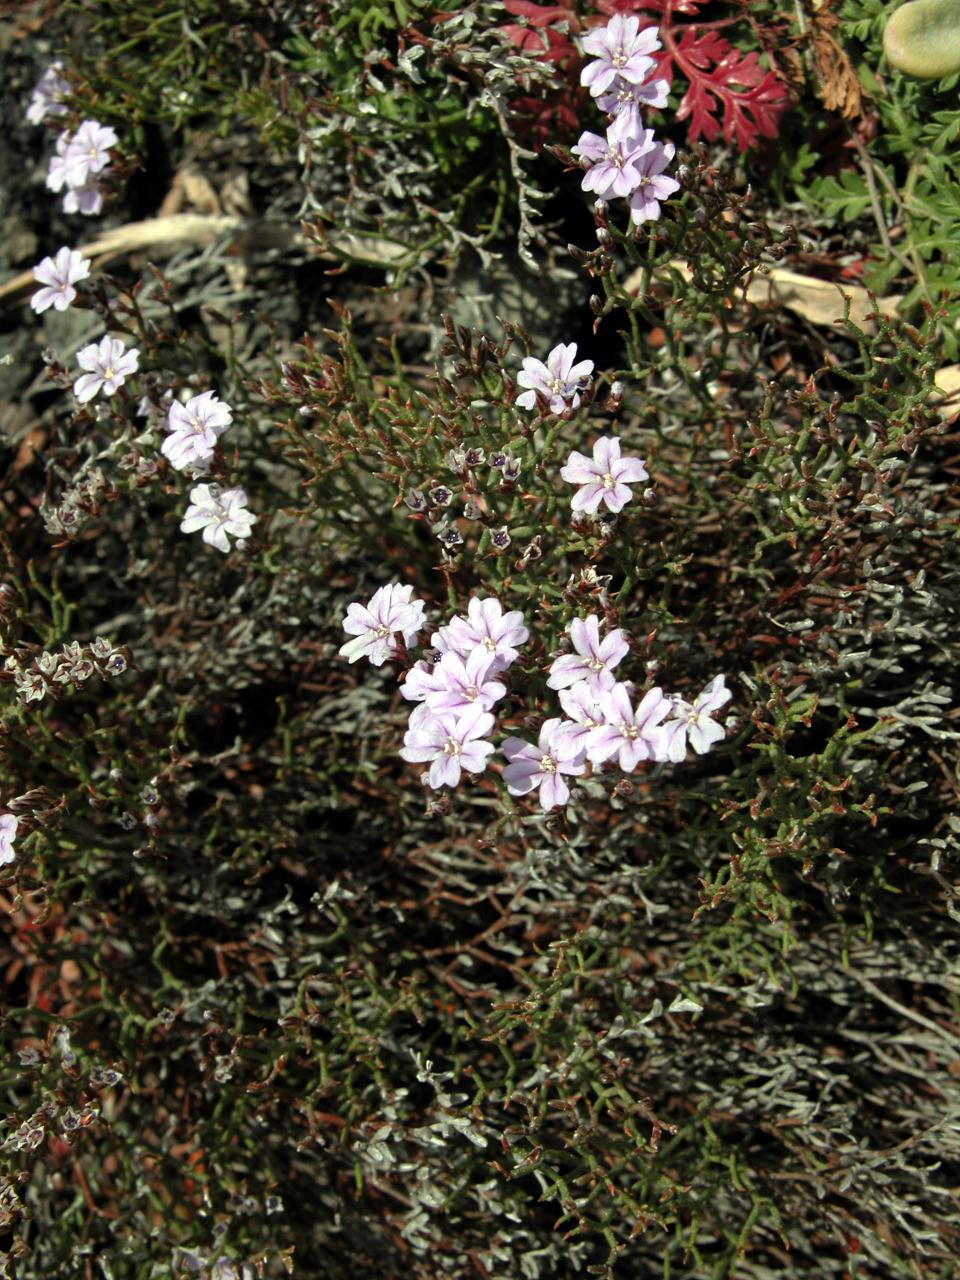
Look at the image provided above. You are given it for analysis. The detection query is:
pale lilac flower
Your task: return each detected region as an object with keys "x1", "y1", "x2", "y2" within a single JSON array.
[
  {"x1": 580, "y1": 15, "x2": 661, "y2": 96},
  {"x1": 516, "y1": 343, "x2": 594, "y2": 414},
  {"x1": 560, "y1": 436, "x2": 649, "y2": 515},
  {"x1": 572, "y1": 113, "x2": 656, "y2": 200},
  {"x1": 180, "y1": 484, "x2": 256, "y2": 554},
  {"x1": 46, "y1": 128, "x2": 107, "y2": 214},
  {"x1": 62, "y1": 181, "x2": 104, "y2": 217},
  {"x1": 547, "y1": 614, "x2": 630, "y2": 692},
  {"x1": 30, "y1": 246, "x2": 91, "y2": 314},
  {"x1": 399, "y1": 703, "x2": 495, "y2": 789},
  {"x1": 45, "y1": 133, "x2": 72, "y2": 194},
  {"x1": 554, "y1": 682, "x2": 608, "y2": 759},
  {"x1": 424, "y1": 648, "x2": 506, "y2": 716},
  {"x1": 161, "y1": 391, "x2": 233, "y2": 470},
  {"x1": 502, "y1": 719, "x2": 586, "y2": 811},
  {"x1": 660, "y1": 675, "x2": 732, "y2": 761},
  {"x1": 401, "y1": 660, "x2": 444, "y2": 703},
  {"x1": 27, "y1": 63, "x2": 70, "y2": 126},
  {"x1": 73, "y1": 336, "x2": 140, "y2": 403},
  {"x1": 405, "y1": 700, "x2": 439, "y2": 734},
  {"x1": 590, "y1": 683, "x2": 672, "y2": 772},
  {"x1": 628, "y1": 140, "x2": 681, "y2": 225},
  {"x1": 339, "y1": 584, "x2": 427, "y2": 666},
  {"x1": 0, "y1": 814, "x2": 18, "y2": 866},
  {"x1": 63, "y1": 120, "x2": 118, "y2": 188},
  {"x1": 436, "y1": 596, "x2": 529, "y2": 670},
  {"x1": 597, "y1": 73, "x2": 670, "y2": 130}
]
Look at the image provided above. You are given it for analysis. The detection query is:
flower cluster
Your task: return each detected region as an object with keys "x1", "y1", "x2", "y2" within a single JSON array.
[
  {"x1": 23, "y1": 60, "x2": 254, "y2": 560},
  {"x1": 45, "y1": 120, "x2": 119, "y2": 217},
  {"x1": 340, "y1": 587, "x2": 731, "y2": 810},
  {"x1": 505, "y1": 614, "x2": 731, "y2": 809},
  {"x1": 401, "y1": 596, "x2": 527, "y2": 789},
  {"x1": 573, "y1": 16, "x2": 679, "y2": 226},
  {"x1": 4, "y1": 637, "x2": 130, "y2": 706}
]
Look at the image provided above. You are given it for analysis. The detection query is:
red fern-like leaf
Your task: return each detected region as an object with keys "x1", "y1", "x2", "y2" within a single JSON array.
[
  {"x1": 501, "y1": 0, "x2": 579, "y2": 68},
  {"x1": 668, "y1": 26, "x2": 789, "y2": 149},
  {"x1": 592, "y1": 0, "x2": 791, "y2": 151},
  {"x1": 500, "y1": 0, "x2": 583, "y2": 144}
]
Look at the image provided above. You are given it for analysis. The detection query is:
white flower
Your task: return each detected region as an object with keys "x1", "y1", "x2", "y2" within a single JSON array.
[
  {"x1": 180, "y1": 484, "x2": 256, "y2": 553},
  {"x1": 399, "y1": 703, "x2": 496, "y2": 789},
  {"x1": 560, "y1": 436, "x2": 649, "y2": 514},
  {"x1": 339, "y1": 584, "x2": 427, "y2": 666},
  {"x1": 45, "y1": 133, "x2": 72, "y2": 194},
  {"x1": 0, "y1": 814, "x2": 18, "y2": 866},
  {"x1": 660, "y1": 675, "x2": 732, "y2": 761},
  {"x1": 30, "y1": 247, "x2": 91, "y2": 314},
  {"x1": 161, "y1": 391, "x2": 233, "y2": 471},
  {"x1": 73, "y1": 336, "x2": 140, "y2": 403},
  {"x1": 26, "y1": 63, "x2": 70, "y2": 126},
  {"x1": 63, "y1": 120, "x2": 118, "y2": 188},
  {"x1": 515, "y1": 343, "x2": 594, "y2": 414}
]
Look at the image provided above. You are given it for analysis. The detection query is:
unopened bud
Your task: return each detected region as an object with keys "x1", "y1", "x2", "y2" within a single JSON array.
[{"x1": 605, "y1": 380, "x2": 624, "y2": 412}]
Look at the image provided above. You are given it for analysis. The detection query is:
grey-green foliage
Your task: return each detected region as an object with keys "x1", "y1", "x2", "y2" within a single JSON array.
[
  {"x1": 251, "y1": 1, "x2": 559, "y2": 272},
  {"x1": 803, "y1": 2, "x2": 960, "y2": 355}
]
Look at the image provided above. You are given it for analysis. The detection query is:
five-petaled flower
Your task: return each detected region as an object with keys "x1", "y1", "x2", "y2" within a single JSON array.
[
  {"x1": 547, "y1": 614, "x2": 630, "y2": 692},
  {"x1": 0, "y1": 814, "x2": 18, "y2": 867},
  {"x1": 572, "y1": 113, "x2": 656, "y2": 200},
  {"x1": 63, "y1": 120, "x2": 118, "y2": 189},
  {"x1": 628, "y1": 139, "x2": 681, "y2": 226},
  {"x1": 162, "y1": 391, "x2": 234, "y2": 471},
  {"x1": 413, "y1": 648, "x2": 506, "y2": 717},
  {"x1": 502, "y1": 719, "x2": 586, "y2": 811},
  {"x1": 660, "y1": 675, "x2": 732, "y2": 761},
  {"x1": 46, "y1": 124, "x2": 114, "y2": 216},
  {"x1": 580, "y1": 15, "x2": 661, "y2": 97},
  {"x1": 62, "y1": 180, "x2": 104, "y2": 217},
  {"x1": 73, "y1": 336, "x2": 140, "y2": 403},
  {"x1": 433, "y1": 596, "x2": 529, "y2": 671},
  {"x1": 30, "y1": 246, "x2": 91, "y2": 314},
  {"x1": 180, "y1": 484, "x2": 256, "y2": 554},
  {"x1": 597, "y1": 73, "x2": 670, "y2": 131},
  {"x1": 589, "y1": 683, "x2": 672, "y2": 772},
  {"x1": 399, "y1": 703, "x2": 496, "y2": 789},
  {"x1": 554, "y1": 682, "x2": 608, "y2": 758},
  {"x1": 339, "y1": 584, "x2": 427, "y2": 667},
  {"x1": 516, "y1": 343, "x2": 594, "y2": 414},
  {"x1": 560, "y1": 436, "x2": 649, "y2": 514},
  {"x1": 26, "y1": 63, "x2": 70, "y2": 126}
]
